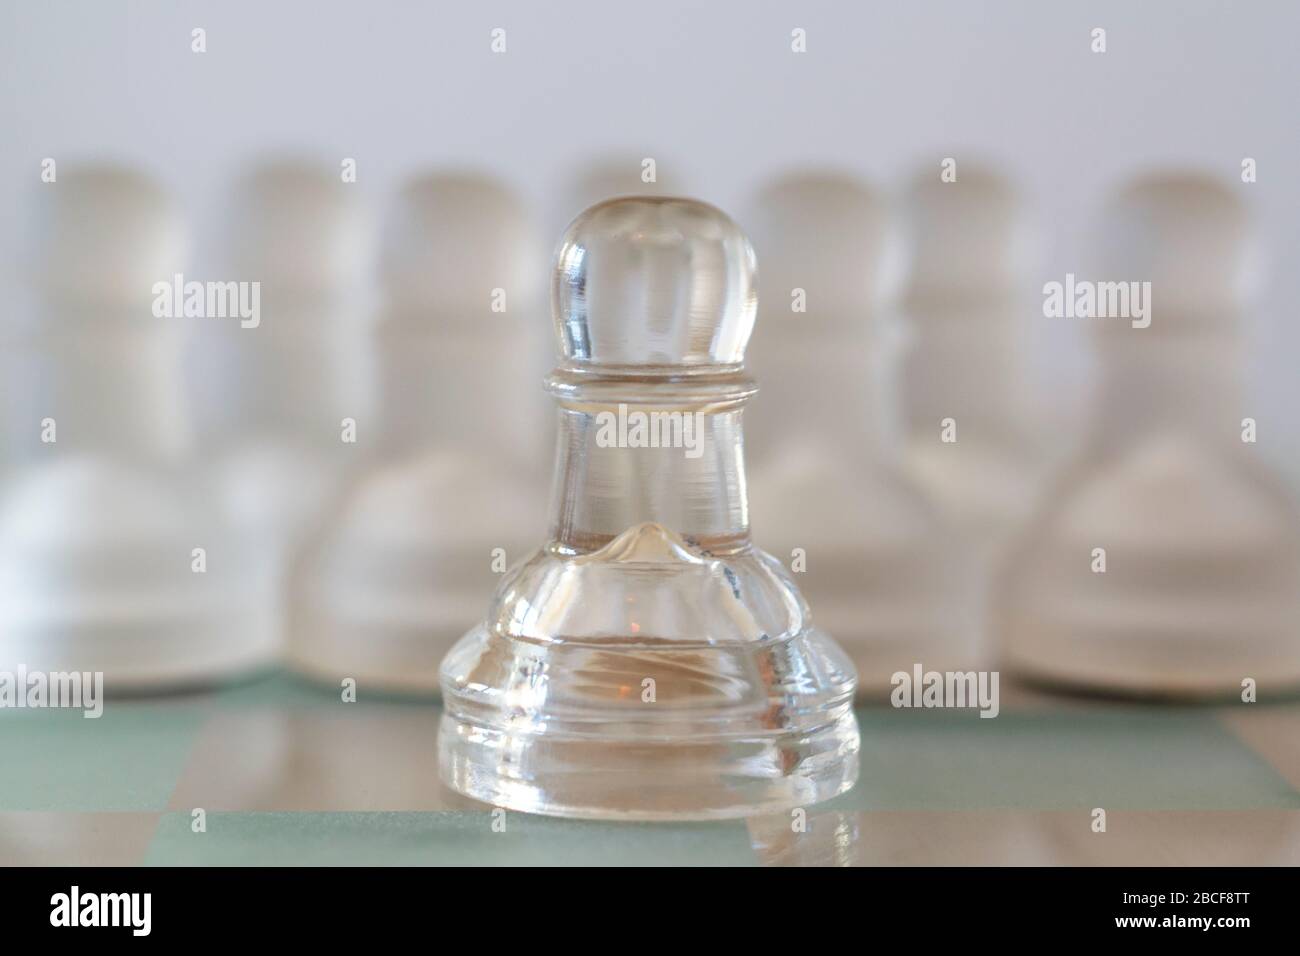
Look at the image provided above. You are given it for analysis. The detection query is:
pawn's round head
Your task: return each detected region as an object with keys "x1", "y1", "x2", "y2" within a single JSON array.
[
  {"x1": 552, "y1": 197, "x2": 757, "y2": 368},
  {"x1": 29, "y1": 164, "x2": 185, "y2": 306},
  {"x1": 228, "y1": 159, "x2": 369, "y2": 294},
  {"x1": 1093, "y1": 172, "x2": 1258, "y2": 326},
  {"x1": 381, "y1": 172, "x2": 540, "y2": 318},
  {"x1": 903, "y1": 164, "x2": 1027, "y2": 303}
]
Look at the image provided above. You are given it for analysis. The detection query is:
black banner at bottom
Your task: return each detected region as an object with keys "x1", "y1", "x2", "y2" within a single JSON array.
[{"x1": 0, "y1": 866, "x2": 1285, "y2": 940}]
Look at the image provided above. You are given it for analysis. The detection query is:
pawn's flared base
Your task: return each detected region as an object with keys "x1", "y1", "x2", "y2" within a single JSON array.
[
  {"x1": 438, "y1": 709, "x2": 860, "y2": 821},
  {"x1": 437, "y1": 625, "x2": 860, "y2": 821}
]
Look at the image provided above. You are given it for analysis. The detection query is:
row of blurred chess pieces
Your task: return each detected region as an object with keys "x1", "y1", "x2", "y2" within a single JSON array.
[{"x1": 1, "y1": 157, "x2": 1296, "y2": 702}]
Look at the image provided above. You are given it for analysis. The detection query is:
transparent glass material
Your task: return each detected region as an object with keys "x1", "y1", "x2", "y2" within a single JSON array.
[{"x1": 438, "y1": 198, "x2": 859, "y2": 819}]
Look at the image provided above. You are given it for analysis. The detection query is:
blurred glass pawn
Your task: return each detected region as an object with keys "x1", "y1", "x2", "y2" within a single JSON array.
[
  {"x1": 744, "y1": 173, "x2": 966, "y2": 696},
  {"x1": 288, "y1": 173, "x2": 547, "y2": 693},
  {"x1": 190, "y1": 159, "x2": 374, "y2": 646},
  {"x1": 0, "y1": 165, "x2": 274, "y2": 687},
  {"x1": 894, "y1": 164, "x2": 1058, "y2": 672},
  {"x1": 998, "y1": 173, "x2": 1300, "y2": 696},
  {"x1": 897, "y1": 164, "x2": 1054, "y2": 534}
]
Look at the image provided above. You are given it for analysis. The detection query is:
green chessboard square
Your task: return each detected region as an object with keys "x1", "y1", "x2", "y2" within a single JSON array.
[
  {"x1": 144, "y1": 811, "x2": 759, "y2": 866},
  {"x1": 0, "y1": 703, "x2": 207, "y2": 811},
  {"x1": 824, "y1": 706, "x2": 1300, "y2": 812}
]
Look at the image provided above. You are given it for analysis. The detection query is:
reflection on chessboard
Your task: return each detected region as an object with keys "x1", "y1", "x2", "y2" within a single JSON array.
[{"x1": 1, "y1": 677, "x2": 1298, "y2": 865}]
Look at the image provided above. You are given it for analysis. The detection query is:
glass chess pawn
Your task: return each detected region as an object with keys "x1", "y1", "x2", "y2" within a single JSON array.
[
  {"x1": 287, "y1": 173, "x2": 546, "y2": 693},
  {"x1": 437, "y1": 197, "x2": 861, "y2": 819},
  {"x1": 0, "y1": 165, "x2": 274, "y2": 688},
  {"x1": 998, "y1": 173, "x2": 1300, "y2": 695}
]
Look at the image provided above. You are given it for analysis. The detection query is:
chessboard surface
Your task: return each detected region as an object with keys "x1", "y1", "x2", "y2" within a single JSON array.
[{"x1": 3, "y1": 673, "x2": 1299, "y2": 866}]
